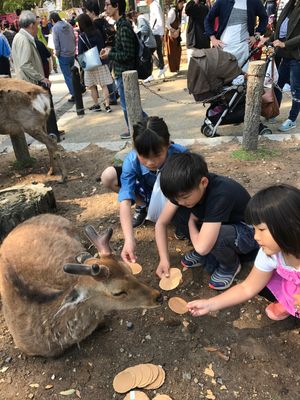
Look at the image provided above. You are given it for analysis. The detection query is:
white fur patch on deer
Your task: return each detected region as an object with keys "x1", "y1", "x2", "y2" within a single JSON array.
[{"x1": 0, "y1": 214, "x2": 162, "y2": 357}]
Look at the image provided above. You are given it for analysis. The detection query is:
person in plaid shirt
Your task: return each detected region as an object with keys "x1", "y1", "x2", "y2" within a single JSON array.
[{"x1": 100, "y1": 0, "x2": 147, "y2": 139}]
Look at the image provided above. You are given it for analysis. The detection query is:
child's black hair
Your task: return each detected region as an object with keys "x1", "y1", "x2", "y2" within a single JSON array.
[
  {"x1": 245, "y1": 184, "x2": 300, "y2": 258},
  {"x1": 133, "y1": 116, "x2": 170, "y2": 157},
  {"x1": 160, "y1": 152, "x2": 208, "y2": 201}
]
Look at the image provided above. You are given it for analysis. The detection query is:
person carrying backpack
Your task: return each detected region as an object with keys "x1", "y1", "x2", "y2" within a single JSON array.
[{"x1": 100, "y1": 0, "x2": 147, "y2": 139}]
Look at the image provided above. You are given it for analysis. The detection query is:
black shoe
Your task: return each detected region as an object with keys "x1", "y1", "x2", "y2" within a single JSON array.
[
  {"x1": 132, "y1": 206, "x2": 147, "y2": 228},
  {"x1": 174, "y1": 227, "x2": 189, "y2": 241},
  {"x1": 120, "y1": 132, "x2": 131, "y2": 139},
  {"x1": 68, "y1": 96, "x2": 75, "y2": 103},
  {"x1": 89, "y1": 104, "x2": 101, "y2": 112}
]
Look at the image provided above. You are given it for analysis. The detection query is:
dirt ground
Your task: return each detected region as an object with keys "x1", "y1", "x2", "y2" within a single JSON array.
[{"x1": 0, "y1": 137, "x2": 300, "y2": 400}]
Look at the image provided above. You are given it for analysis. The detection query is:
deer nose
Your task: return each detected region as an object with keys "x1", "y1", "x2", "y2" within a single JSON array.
[{"x1": 156, "y1": 293, "x2": 164, "y2": 304}]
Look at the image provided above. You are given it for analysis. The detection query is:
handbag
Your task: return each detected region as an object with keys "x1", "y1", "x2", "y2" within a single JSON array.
[
  {"x1": 261, "y1": 58, "x2": 280, "y2": 119},
  {"x1": 78, "y1": 34, "x2": 102, "y2": 71}
]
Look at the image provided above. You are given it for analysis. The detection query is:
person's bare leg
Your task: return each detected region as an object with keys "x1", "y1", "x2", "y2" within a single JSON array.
[
  {"x1": 90, "y1": 85, "x2": 99, "y2": 105},
  {"x1": 102, "y1": 85, "x2": 110, "y2": 107},
  {"x1": 101, "y1": 166, "x2": 119, "y2": 192}
]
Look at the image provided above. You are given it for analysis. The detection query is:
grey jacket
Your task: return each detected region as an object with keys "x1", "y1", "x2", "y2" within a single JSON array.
[
  {"x1": 136, "y1": 15, "x2": 157, "y2": 49},
  {"x1": 52, "y1": 20, "x2": 75, "y2": 58}
]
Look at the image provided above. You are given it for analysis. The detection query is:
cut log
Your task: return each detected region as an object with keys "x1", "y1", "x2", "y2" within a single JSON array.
[{"x1": 0, "y1": 183, "x2": 56, "y2": 242}]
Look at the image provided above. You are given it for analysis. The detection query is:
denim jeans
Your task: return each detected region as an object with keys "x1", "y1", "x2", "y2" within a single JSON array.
[
  {"x1": 58, "y1": 55, "x2": 75, "y2": 96},
  {"x1": 173, "y1": 207, "x2": 259, "y2": 272},
  {"x1": 274, "y1": 58, "x2": 300, "y2": 122},
  {"x1": 115, "y1": 76, "x2": 147, "y2": 129}
]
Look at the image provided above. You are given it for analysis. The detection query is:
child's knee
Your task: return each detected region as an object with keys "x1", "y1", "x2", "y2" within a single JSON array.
[{"x1": 101, "y1": 166, "x2": 118, "y2": 190}]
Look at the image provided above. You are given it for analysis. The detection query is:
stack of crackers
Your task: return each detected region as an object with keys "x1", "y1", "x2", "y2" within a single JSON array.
[{"x1": 113, "y1": 364, "x2": 165, "y2": 394}]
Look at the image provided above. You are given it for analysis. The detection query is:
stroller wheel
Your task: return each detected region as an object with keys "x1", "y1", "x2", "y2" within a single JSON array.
[
  {"x1": 259, "y1": 127, "x2": 272, "y2": 135},
  {"x1": 201, "y1": 124, "x2": 215, "y2": 138}
]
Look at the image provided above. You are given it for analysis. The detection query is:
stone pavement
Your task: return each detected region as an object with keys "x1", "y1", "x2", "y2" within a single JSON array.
[{"x1": 1, "y1": 63, "x2": 300, "y2": 155}]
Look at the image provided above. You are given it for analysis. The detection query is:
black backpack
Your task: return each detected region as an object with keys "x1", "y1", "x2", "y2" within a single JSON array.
[{"x1": 133, "y1": 31, "x2": 153, "y2": 80}]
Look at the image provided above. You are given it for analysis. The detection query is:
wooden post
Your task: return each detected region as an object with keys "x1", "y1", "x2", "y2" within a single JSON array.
[
  {"x1": 122, "y1": 70, "x2": 144, "y2": 136},
  {"x1": 243, "y1": 60, "x2": 266, "y2": 151}
]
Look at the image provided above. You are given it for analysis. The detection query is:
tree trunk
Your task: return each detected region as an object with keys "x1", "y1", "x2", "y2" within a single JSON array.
[
  {"x1": 0, "y1": 183, "x2": 56, "y2": 242},
  {"x1": 243, "y1": 61, "x2": 266, "y2": 151},
  {"x1": 122, "y1": 70, "x2": 144, "y2": 136}
]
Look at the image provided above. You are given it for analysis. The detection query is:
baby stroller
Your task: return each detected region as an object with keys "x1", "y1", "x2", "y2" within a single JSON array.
[{"x1": 187, "y1": 47, "x2": 273, "y2": 138}]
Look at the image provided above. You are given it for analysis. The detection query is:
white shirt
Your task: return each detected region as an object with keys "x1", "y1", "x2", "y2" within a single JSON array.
[
  {"x1": 149, "y1": 0, "x2": 164, "y2": 36},
  {"x1": 255, "y1": 248, "x2": 297, "y2": 273}
]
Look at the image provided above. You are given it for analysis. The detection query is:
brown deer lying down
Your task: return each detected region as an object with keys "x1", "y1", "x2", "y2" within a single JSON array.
[
  {"x1": 0, "y1": 78, "x2": 66, "y2": 181},
  {"x1": 0, "y1": 214, "x2": 162, "y2": 357}
]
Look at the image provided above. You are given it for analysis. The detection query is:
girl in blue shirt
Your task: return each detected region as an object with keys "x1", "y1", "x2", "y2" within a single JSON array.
[{"x1": 101, "y1": 116, "x2": 187, "y2": 263}]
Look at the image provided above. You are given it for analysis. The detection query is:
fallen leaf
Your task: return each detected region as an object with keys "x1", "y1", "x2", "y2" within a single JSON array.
[
  {"x1": 206, "y1": 389, "x2": 216, "y2": 399},
  {"x1": 204, "y1": 363, "x2": 215, "y2": 378},
  {"x1": 0, "y1": 367, "x2": 9, "y2": 373},
  {"x1": 59, "y1": 389, "x2": 76, "y2": 396},
  {"x1": 76, "y1": 389, "x2": 81, "y2": 398},
  {"x1": 217, "y1": 351, "x2": 230, "y2": 361},
  {"x1": 182, "y1": 320, "x2": 190, "y2": 328},
  {"x1": 220, "y1": 385, "x2": 227, "y2": 390},
  {"x1": 175, "y1": 248, "x2": 182, "y2": 253},
  {"x1": 29, "y1": 383, "x2": 39, "y2": 388},
  {"x1": 45, "y1": 384, "x2": 54, "y2": 390},
  {"x1": 204, "y1": 346, "x2": 218, "y2": 353}
]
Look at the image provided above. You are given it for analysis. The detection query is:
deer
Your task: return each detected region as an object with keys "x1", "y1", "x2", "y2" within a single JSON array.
[
  {"x1": 0, "y1": 78, "x2": 66, "y2": 182},
  {"x1": 0, "y1": 214, "x2": 162, "y2": 357}
]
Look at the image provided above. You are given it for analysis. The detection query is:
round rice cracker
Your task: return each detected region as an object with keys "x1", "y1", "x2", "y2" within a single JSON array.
[
  {"x1": 159, "y1": 268, "x2": 182, "y2": 291},
  {"x1": 144, "y1": 366, "x2": 165, "y2": 390},
  {"x1": 136, "y1": 364, "x2": 154, "y2": 388},
  {"x1": 123, "y1": 390, "x2": 150, "y2": 400},
  {"x1": 168, "y1": 297, "x2": 188, "y2": 314},
  {"x1": 124, "y1": 365, "x2": 144, "y2": 388},
  {"x1": 153, "y1": 395, "x2": 173, "y2": 400},
  {"x1": 128, "y1": 262, "x2": 142, "y2": 275},
  {"x1": 113, "y1": 371, "x2": 136, "y2": 393}
]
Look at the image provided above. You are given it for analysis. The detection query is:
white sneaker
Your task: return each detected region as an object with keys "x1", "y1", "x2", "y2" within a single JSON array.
[
  {"x1": 157, "y1": 65, "x2": 168, "y2": 78},
  {"x1": 283, "y1": 84, "x2": 291, "y2": 92},
  {"x1": 143, "y1": 75, "x2": 154, "y2": 83}
]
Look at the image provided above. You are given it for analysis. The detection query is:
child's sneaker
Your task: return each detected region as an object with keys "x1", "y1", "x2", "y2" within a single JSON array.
[
  {"x1": 278, "y1": 119, "x2": 296, "y2": 132},
  {"x1": 89, "y1": 104, "x2": 101, "y2": 112},
  {"x1": 132, "y1": 206, "x2": 147, "y2": 228},
  {"x1": 209, "y1": 263, "x2": 241, "y2": 290},
  {"x1": 265, "y1": 302, "x2": 290, "y2": 321},
  {"x1": 105, "y1": 106, "x2": 112, "y2": 113},
  {"x1": 181, "y1": 250, "x2": 206, "y2": 268}
]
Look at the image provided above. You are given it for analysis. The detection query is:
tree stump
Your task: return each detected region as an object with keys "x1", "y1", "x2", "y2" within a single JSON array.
[
  {"x1": 0, "y1": 183, "x2": 56, "y2": 242},
  {"x1": 243, "y1": 60, "x2": 266, "y2": 151}
]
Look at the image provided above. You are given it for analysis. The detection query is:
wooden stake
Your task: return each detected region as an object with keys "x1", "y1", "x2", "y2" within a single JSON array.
[{"x1": 243, "y1": 60, "x2": 266, "y2": 151}]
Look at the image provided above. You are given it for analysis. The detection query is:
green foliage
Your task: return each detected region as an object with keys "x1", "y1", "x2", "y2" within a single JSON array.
[
  {"x1": 1, "y1": 0, "x2": 37, "y2": 13},
  {"x1": 231, "y1": 146, "x2": 280, "y2": 161}
]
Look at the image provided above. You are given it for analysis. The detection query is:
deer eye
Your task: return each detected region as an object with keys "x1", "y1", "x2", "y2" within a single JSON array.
[{"x1": 112, "y1": 291, "x2": 128, "y2": 297}]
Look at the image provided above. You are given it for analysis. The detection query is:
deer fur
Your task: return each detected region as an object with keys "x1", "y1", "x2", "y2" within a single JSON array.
[
  {"x1": 0, "y1": 214, "x2": 162, "y2": 357},
  {"x1": 0, "y1": 78, "x2": 66, "y2": 181}
]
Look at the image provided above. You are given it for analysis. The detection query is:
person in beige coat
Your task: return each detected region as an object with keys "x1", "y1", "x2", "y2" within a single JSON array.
[
  {"x1": 12, "y1": 10, "x2": 61, "y2": 141},
  {"x1": 12, "y1": 10, "x2": 50, "y2": 87}
]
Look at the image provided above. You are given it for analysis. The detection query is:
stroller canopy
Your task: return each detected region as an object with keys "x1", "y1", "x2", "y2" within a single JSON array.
[{"x1": 187, "y1": 48, "x2": 242, "y2": 102}]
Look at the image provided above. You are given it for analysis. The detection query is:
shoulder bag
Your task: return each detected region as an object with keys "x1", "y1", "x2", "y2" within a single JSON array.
[{"x1": 78, "y1": 34, "x2": 102, "y2": 71}]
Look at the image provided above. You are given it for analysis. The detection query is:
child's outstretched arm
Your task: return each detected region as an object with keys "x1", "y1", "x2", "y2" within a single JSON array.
[
  {"x1": 155, "y1": 201, "x2": 178, "y2": 278},
  {"x1": 187, "y1": 266, "x2": 273, "y2": 317},
  {"x1": 120, "y1": 200, "x2": 136, "y2": 263}
]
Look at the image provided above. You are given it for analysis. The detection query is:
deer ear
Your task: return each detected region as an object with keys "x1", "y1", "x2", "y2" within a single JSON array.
[
  {"x1": 84, "y1": 225, "x2": 113, "y2": 256},
  {"x1": 63, "y1": 263, "x2": 110, "y2": 279}
]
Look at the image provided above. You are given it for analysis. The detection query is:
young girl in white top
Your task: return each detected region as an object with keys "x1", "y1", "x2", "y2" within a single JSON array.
[{"x1": 188, "y1": 184, "x2": 300, "y2": 321}]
